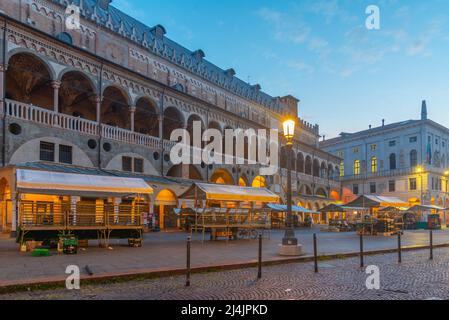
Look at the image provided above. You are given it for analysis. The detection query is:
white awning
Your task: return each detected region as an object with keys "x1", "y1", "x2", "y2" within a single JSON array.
[
  {"x1": 180, "y1": 183, "x2": 280, "y2": 203},
  {"x1": 16, "y1": 169, "x2": 153, "y2": 197}
]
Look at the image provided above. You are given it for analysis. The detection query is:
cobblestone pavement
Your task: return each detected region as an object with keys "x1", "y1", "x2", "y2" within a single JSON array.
[
  {"x1": 2, "y1": 248, "x2": 449, "y2": 300},
  {"x1": 2, "y1": 228, "x2": 449, "y2": 284}
]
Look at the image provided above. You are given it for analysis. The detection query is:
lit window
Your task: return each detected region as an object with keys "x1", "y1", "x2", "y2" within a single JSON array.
[
  {"x1": 354, "y1": 160, "x2": 360, "y2": 176},
  {"x1": 370, "y1": 144, "x2": 377, "y2": 151},
  {"x1": 371, "y1": 157, "x2": 378, "y2": 173},
  {"x1": 410, "y1": 178, "x2": 417, "y2": 191},
  {"x1": 352, "y1": 147, "x2": 360, "y2": 154},
  {"x1": 340, "y1": 162, "x2": 345, "y2": 177}
]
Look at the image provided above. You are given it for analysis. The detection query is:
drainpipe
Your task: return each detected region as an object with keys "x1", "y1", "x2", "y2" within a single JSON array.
[
  {"x1": 97, "y1": 61, "x2": 104, "y2": 168},
  {"x1": 160, "y1": 89, "x2": 165, "y2": 177},
  {"x1": 2, "y1": 20, "x2": 7, "y2": 168}
]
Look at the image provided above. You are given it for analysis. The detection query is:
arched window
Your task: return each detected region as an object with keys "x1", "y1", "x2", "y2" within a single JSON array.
[
  {"x1": 371, "y1": 157, "x2": 378, "y2": 173},
  {"x1": 305, "y1": 156, "x2": 312, "y2": 175},
  {"x1": 410, "y1": 150, "x2": 418, "y2": 168},
  {"x1": 354, "y1": 160, "x2": 360, "y2": 176},
  {"x1": 389, "y1": 153, "x2": 397, "y2": 170}
]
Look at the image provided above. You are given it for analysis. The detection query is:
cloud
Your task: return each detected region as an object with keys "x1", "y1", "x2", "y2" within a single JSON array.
[
  {"x1": 406, "y1": 17, "x2": 445, "y2": 57},
  {"x1": 255, "y1": 7, "x2": 311, "y2": 44},
  {"x1": 288, "y1": 60, "x2": 314, "y2": 73}
]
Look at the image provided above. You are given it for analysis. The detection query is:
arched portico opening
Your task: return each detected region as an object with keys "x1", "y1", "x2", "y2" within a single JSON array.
[
  {"x1": 210, "y1": 169, "x2": 234, "y2": 185},
  {"x1": 163, "y1": 107, "x2": 185, "y2": 140},
  {"x1": 166, "y1": 164, "x2": 203, "y2": 181},
  {"x1": 59, "y1": 71, "x2": 96, "y2": 121},
  {"x1": 252, "y1": 176, "x2": 267, "y2": 188},
  {"x1": 6, "y1": 52, "x2": 53, "y2": 110},
  {"x1": 187, "y1": 114, "x2": 206, "y2": 147},
  {"x1": 155, "y1": 189, "x2": 178, "y2": 230},
  {"x1": 135, "y1": 97, "x2": 159, "y2": 137},
  {"x1": 101, "y1": 86, "x2": 130, "y2": 129},
  {"x1": 239, "y1": 175, "x2": 249, "y2": 187}
]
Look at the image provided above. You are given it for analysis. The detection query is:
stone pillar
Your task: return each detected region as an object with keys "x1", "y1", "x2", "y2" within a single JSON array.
[
  {"x1": 113, "y1": 198, "x2": 122, "y2": 224},
  {"x1": 10, "y1": 195, "x2": 17, "y2": 236},
  {"x1": 71, "y1": 196, "x2": 80, "y2": 226},
  {"x1": 94, "y1": 95, "x2": 101, "y2": 123},
  {"x1": 51, "y1": 81, "x2": 61, "y2": 113},
  {"x1": 130, "y1": 106, "x2": 136, "y2": 132},
  {"x1": 0, "y1": 64, "x2": 5, "y2": 115},
  {"x1": 158, "y1": 115, "x2": 164, "y2": 140}
]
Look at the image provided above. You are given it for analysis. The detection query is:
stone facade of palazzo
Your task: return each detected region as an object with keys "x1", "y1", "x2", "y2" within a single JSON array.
[{"x1": 0, "y1": 0, "x2": 341, "y2": 233}]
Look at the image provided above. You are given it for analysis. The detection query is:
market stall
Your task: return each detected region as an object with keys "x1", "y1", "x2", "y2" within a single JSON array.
[
  {"x1": 318, "y1": 204, "x2": 359, "y2": 232},
  {"x1": 178, "y1": 183, "x2": 280, "y2": 241},
  {"x1": 266, "y1": 204, "x2": 319, "y2": 228},
  {"x1": 14, "y1": 169, "x2": 153, "y2": 247},
  {"x1": 343, "y1": 195, "x2": 409, "y2": 236},
  {"x1": 408, "y1": 205, "x2": 446, "y2": 230}
]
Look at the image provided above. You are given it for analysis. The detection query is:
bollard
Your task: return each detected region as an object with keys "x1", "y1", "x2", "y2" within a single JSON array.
[
  {"x1": 360, "y1": 233, "x2": 364, "y2": 269},
  {"x1": 397, "y1": 232, "x2": 402, "y2": 264},
  {"x1": 186, "y1": 236, "x2": 191, "y2": 287},
  {"x1": 257, "y1": 234, "x2": 262, "y2": 279},
  {"x1": 430, "y1": 230, "x2": 434, "y2": 260},
  {"x1": 313, "y1": 233, "x2": 318, "y2": 273}
]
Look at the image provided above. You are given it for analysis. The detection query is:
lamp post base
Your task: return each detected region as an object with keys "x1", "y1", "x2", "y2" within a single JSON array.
[{"x1": 278, "y1": 244, "x2": 303, "y2": 256}]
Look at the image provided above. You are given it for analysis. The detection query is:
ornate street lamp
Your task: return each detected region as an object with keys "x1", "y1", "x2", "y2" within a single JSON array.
[{"x1": 279, "y1": 118, "x2": 302, "y2": 256}]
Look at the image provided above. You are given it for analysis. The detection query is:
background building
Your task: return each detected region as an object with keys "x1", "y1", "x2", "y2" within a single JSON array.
[
  {"x1": 321, "y1": 101, "x2": 449, "y2": 208},
  {"x1": 0, "y1": 0, "x2": 340, "y2": 234}
]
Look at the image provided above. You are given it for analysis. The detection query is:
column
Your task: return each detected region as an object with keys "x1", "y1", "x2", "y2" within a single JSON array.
[
  {"x1": 11, "y1": 195, "x2": 17, "y2": 236},
  {"x1": 51, "y1": 81, "x2": 61, "y2": 113},
  {"x1": 95, "y1": 95, "x2": 101, "y2": 123},
  {"x1": 181, "y1": 123, "x2": 189, "y2": 179},
  {"x1": 130, "y1": 106, "x2": 136, "y2": 132},
  {"x1": 71, "y1": 196, "x2": 80, "y2": 226},
  {"x1": 158, "y1": 115, "x2": 164, "y2": 140},
  {"x1": 0, "y1": 64, "x2": 5, "y2": 115},
  {"x1": 113, "y1": 198, "x2": 122, "y2": 224}
]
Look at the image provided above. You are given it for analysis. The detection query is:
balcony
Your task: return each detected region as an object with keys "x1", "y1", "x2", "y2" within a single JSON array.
[
  {"x1": 4, "y1": 99, "x2": 267, "y2": 167},
  {"x1": 5, "y1": 99, "x2": 161, "y2": 149},
  {"x1": 341, "y1": 167, "x2": 417, "y2": 181}
]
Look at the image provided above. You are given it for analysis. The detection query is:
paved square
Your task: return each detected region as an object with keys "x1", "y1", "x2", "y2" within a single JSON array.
[{"x1": 2, "y1": 247, "x2": 449, "y2": 300}]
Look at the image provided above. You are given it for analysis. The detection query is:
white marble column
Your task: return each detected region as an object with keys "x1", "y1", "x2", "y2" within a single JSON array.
[
  {"x1": 11, "y1": 195, "x2": 17, "y2": 234},
  {"x1": 95, "y1": 95, "x2": 101, "y2": 123},
  {"x1": 130, "y1": 106, "x2": 136, "y2": 132},
  {"x1": 158, "y1": 115, "x2": 164, "y2": 140},
  {"x1": 113, "y1": 198, "x2": 122, "y2": 224},
  {"x1": 51, "y1": 81, "x2": 61, "y2": 113},
  {"x1": 0, "y1": 64, "x2": 5, "y2": 115},
  {"x1": 71, "y1": 196, "x2": 80, "y2": 226}
]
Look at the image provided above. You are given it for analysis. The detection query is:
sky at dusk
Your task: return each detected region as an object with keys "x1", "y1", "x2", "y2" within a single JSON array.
[{"x1": 114, "y1": 0, "x2": 449, "y2": 139}]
